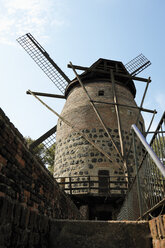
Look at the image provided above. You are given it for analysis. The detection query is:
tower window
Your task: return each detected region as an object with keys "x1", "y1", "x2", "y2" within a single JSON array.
[
  {"x1": 127, "y1": 110, "x2": 133, "y2": 116},
  {"x1": 98, "y1": 90, "x2": 104, "y2": 96}
]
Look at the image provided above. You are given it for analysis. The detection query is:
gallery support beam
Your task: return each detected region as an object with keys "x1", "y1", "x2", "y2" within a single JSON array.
[
  {"x1": 67, "y1": 64, "x2": 89, "y2": 71},
  {"x1": 92, "y1": 101, "x2": 157, "y2": 114},
  {"x1": 28, "y1": 90, "x2": 119, "y2": 165},
  {"x1": 114, "y1": 73, "x2": 151, "y2": 83},
  {"x1": 26, "y1": 90, "x2": 66, "y2": 99}
]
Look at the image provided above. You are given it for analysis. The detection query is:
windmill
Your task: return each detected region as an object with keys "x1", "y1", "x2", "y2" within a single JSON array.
[{"x1": 17, "y1": 33, "x2": 155, "y2": 220}]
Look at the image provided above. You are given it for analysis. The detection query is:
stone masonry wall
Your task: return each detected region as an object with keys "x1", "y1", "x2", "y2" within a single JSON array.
[
  {"x1": 54, "y1": 81, "x2": 145, "y2": 195},
  {"x1": 0, "y1": 108, "x2": 82, "y2": 247}
]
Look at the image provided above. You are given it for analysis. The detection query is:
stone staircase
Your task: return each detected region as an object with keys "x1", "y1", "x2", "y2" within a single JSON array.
[{"x1": 49, "y1": 219, "x2": 152, "y2": 248}]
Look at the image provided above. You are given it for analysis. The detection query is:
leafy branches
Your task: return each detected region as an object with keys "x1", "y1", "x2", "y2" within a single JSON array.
[{"x1": 25, "y1": 136, "x2": 55, "y2": 174}]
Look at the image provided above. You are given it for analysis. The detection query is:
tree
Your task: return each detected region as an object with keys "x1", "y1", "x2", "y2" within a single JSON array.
[
  {"x1": 25, "y1": 137, "x2": 55, "y2": 174},
  {"x1": 42, "y1": 143, "x2": 56, "y2": 174}
]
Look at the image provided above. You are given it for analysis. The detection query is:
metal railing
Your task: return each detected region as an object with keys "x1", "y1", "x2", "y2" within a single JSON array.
[
  {"x1": 117, "y1": 112, "x2": 165, "y2": 220},
  {"x1": 55, "y1": 175, "x2": 134, "y2": 196},
  {"x1": 132, "y1": 124, "x2": 165, "y2": 177}
]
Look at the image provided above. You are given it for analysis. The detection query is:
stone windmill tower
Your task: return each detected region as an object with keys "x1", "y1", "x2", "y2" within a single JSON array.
[{"x1": 17, "y1": 33, "x2": 152, "y2": 220}]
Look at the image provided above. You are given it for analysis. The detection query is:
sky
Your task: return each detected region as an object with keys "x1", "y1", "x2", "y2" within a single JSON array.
[{"x1": 0, "y1": 0, "x2": 164, "y2": 141}]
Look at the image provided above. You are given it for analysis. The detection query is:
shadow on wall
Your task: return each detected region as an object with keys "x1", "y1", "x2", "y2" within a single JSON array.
[{"x1": 0, "y1": 108, "x2": 82, "y2": 247}]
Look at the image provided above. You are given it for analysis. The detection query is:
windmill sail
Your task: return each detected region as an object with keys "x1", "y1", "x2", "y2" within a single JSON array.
[
  {"x1": 125, "y1": 53, "x2": 151, "y2": 76},
  {"x1": 17, "y1": 33, "x2": 70, "y2": 94}
]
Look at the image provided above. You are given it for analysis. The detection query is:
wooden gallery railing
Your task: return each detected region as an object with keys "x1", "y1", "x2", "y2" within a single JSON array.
[{"x1": 54, "y1": 175, "x2": 134, "y2": 196}]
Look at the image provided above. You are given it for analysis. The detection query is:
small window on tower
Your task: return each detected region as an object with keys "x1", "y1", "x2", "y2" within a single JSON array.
[
  {"x1": 127, "y1": 110, "x2": 133, "y2": 116},
  {"x1": 98, "y1": 90, "x2": 104, "y2": 96}
]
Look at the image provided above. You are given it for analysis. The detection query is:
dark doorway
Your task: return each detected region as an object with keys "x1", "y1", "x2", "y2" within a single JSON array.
[
  {"x1": 97, "y1": 211, "x2": 112, "y2": 220},
  {"x1": 88, "y1": 203, "x2": 113, "y2": 220},
  {"x1": 98, "y1": 170, "x2": 109, "y2": 194}
]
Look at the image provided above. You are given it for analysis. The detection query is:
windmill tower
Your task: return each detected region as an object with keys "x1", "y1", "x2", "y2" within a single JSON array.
[{"x1": 17, "y1": 34, "x2": 153, "y2": 220}]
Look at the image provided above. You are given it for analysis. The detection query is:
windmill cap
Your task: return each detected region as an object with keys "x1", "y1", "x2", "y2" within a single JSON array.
[{"x1": 65, "y1": 58, "x2": 136, "y2": 98}]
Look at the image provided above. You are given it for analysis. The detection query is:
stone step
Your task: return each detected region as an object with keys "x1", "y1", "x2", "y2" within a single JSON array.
[{"x1": 49, "y1": 219, "x2": 152, "y2": 248}]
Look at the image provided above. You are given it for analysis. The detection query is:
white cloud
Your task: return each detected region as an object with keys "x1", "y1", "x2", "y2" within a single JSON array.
[
  {"x1": 0, "y1": 0, "x2": 67, "y2": 45},
  {"x1": 0, "y1": 17, "x2": 14, "y2": 32}
]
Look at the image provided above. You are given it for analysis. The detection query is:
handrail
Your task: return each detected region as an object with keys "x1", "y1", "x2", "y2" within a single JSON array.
[
  {"x1": 55, "y1": 175, "x2": 134, "y2": 196},
  {"x1": 55, "y1": 175, "x2": 132, "y2": 179},
  {"x1": 131, "y1": 124, "x2": 165, "y2": 177},
  {"x1": 117, "y1": 119, "x2": 165, "y2": 220}
]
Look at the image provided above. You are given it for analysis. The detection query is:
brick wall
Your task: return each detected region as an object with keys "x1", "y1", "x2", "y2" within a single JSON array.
[
  {"x1": 0, "y1": 196, "x2": 50, "y2": 247},
  {"x1": 0, "y1": 108, "x2": 81, "y2": 247}
]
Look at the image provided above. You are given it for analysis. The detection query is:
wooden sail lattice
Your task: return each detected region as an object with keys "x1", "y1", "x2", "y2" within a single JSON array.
[
  {"x1": 125, "y1": 53, "x2": 151, "y2": 76},
  {"x1": 17, "y1": 33, "x2": 70, "y2": 94}
]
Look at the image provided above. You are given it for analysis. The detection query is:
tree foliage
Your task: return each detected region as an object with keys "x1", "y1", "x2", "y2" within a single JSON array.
[{"x1": 25, "y1": 137, "x2": 55, "y2": 174}]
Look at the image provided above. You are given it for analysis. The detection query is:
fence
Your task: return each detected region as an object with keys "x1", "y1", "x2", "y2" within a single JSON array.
[
  {"x1": 117, "y1": 112, "x2": 165, "y2": 220},
  {"x1": 55, "y1": 175, "x2": 134, "y2": 196}
]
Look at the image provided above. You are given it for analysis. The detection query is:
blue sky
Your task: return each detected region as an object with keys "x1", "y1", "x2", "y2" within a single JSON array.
[{"x1": 0, "y1": 0, "x2": 164, "y2": 140}]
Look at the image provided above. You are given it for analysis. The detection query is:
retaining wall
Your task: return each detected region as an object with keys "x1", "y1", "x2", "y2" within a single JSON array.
[{"x1": 0, "y1": 108, "x2": 81, "y2": 247}]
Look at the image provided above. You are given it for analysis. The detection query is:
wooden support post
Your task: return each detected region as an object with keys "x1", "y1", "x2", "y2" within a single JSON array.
[
  {"x1": 88, "y1": 176, "x2": 91, "y2": 193},
  {"x1": 111, "y1": 69, "x2": 129, "y2": 183},
  {"x1": 110, "y1": 69, "x2": 124, "y2": 157},
  {"x1": 138, "y1": 78, "x2": 150, "y2": 112},
  {"x1": 69, "y1": 177, "x2": 72, "y2": 195},
  {"x1": 108, "y1": 176, "x2": 110, "y2": 195},
  {"x1": 28, "y1": 90, "x2": 118, "y2": 165},
  {"x1": 69, "y1": 62, "x2": 123, "y2": 160},
  {"x1": 126, "y1": 77, "x2": 151, "y2": 160},
  {"x1": 146, "y1": 110, "x2": 157, "y2": 135},
  {"x1": 132, "y1": 131, "x2": 143, "y2": 217}
]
